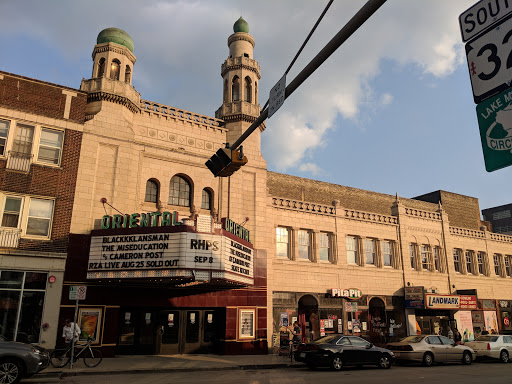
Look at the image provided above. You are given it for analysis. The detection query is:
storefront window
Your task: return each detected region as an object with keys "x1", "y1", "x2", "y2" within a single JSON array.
[{"x1": 0, "y1": 270, "x2": 47, "y2": 342}]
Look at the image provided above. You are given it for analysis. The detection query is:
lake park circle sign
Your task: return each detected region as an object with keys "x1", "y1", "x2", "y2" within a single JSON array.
[{"x1": 476, "y1": 88, "x2": 512, "y2": 171}]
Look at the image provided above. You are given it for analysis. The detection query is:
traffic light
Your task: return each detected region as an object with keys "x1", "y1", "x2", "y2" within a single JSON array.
[{"x1": 205, "y1": 146, "x2": 248, "y2": 177}]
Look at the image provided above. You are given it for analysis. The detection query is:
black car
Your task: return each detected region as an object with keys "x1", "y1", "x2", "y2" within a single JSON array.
[
  {"x1": 0, "y1": 335, "x2": 49, "y2": 384},
  {"x1": 295, "y1": 335, "x2": 395, "y2": 370}
]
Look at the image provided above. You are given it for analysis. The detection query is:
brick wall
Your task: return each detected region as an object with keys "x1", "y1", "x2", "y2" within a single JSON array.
[
  {"x1": 0, "y1": 71, "x2": 86, "y2": 122},
  {"x1": 0, "y1": 129, "x2": 83, "y2": 253}
]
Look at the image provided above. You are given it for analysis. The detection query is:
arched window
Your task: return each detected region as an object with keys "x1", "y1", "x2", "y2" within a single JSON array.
[
  {"x1": 169, "y1": 175, "x2": 191, "y2": 207},
  {"x1": 232, "y1": 76, "x2": 240, "y2": 102},
  {"x1": 201, "y1": 189, "x2": 212, "y2": 210},
  {"x1": 255, "y1": 81, "x2": 258, "y2": 104},
  {"x1": 145, "y1": 179, "x2": 159, "y2": 203},
  {"x1": 223, "y1": 79, "x2": 228, "y2": 102},
  {"x1": 110, "y1": 59, "x2": 120, "y2": 81},
  {"x1": 97, "y1": 58, "x2": 106, "y2": 77},
  {"x1": 244, "y1": 77, "x2": 252, "y2": 102},
  {"x1": 125, "y1": 65, "x2": 131, "y2": 84}
]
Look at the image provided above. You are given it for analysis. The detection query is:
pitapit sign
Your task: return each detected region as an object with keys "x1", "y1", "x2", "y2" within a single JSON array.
[
  {"x1": 476, "y1": 87, "x2": 512, "y2": 171},
  {"x1": 331, "y1": 288, "x2": 362, "y2": 300}
]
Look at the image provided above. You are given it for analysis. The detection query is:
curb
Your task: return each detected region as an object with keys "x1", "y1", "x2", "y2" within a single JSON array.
[{"x1": 36, "y1": 363, "x2": 300, "y2": 378}]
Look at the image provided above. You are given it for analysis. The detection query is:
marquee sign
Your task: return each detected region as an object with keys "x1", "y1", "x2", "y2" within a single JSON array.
[{"x1": 87, "y1": 232, "x2": 253, "y2": 284}]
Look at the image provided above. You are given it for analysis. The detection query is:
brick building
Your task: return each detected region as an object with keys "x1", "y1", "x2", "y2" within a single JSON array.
[{"x1": 0, "y1": 71, "x2": 85, "y2": 349}]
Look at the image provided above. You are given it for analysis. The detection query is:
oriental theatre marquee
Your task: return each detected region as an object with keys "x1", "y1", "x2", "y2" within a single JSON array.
[{"x1": 87, "y1": 213, "x2": 253, "y2": 285}]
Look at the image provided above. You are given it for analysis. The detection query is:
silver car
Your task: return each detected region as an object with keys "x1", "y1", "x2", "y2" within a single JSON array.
[
  {"x1": 0, "y1": 335, "x2": 49, "y2": 384},
  {"x1": 465, "y1": 335, "x2": 512, "y2": 363},
  {"x1": 387, "y1": 335, "x2": 475, "y2": 366}
]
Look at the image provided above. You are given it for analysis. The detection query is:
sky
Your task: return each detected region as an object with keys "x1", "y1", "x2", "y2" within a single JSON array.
[{"x1": 0, "y1": 0, "x2": 510, "y2": 211}]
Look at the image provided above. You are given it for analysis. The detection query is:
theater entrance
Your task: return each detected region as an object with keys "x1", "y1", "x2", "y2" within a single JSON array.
[{"x1": 158, "y1": 308, "x2": 225, "y2": 354}]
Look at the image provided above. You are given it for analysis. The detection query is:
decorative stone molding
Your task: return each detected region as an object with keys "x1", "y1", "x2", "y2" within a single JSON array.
[
  {"x1": 407, "y1": 226, "x2": 442, "y2": 235},
  {"x1": 449, "y1": 226, "x2": 485, "y2": 238},
  {"x1": 221, "y1": 57, "x2": 261, "y2": 78},
  {"x1": 93, "y1": 43, "x2": 136, "y2": 64},
  {"x1": 489, "y1": 232, "x2": 512, "y2": 243},
  {"x1": 404, "y1": 207, "x2": 441, "y2": 221},
  {"x1": 271, "y1": 197, "x2": 335, "y2": 216},
  {"x1": 344, "y1": 209, "x2": 398, "y2": 225},
  {"x1": 228, "y1": 33, "x2": 255, "y2": 48},
  {"x1": 81, "y1": 77, "x2": 140, "y2": 113}
]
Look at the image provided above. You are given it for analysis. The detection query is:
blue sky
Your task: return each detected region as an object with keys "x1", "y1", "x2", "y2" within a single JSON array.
[{"x1": 0, "y1": 0, "x2": 509, "y2": 211}]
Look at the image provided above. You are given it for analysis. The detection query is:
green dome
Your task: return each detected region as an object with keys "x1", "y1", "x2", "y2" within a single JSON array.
[
  {"x1": 233, "y1": 17, "x2": 249, "y2": 33},
  {"x1": 97, "y1": 28, "x2": 134, "y2": 52}
]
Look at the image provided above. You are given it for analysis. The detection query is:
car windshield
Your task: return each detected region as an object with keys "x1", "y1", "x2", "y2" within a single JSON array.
[
  {"x1": 314, "y1": 336, "x2": 339, "y2": 344},
  {"x1": 400, "y1": 336, "x2": 425, "y2": 343},
  {"x1": 475, "y1": 335, "x2": 499, "y2": 342}
]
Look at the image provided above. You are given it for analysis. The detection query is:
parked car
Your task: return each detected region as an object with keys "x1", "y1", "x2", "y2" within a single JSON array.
[
  {"x1": 295, "y1": 335, "x2": 395, "y2": 370},
  {"x1": 465, "y1": 335, "x2": 512, "y2": 363},
  {"x1": 0, "y1": 335, "x2": 49, "y2": 384},
  {"x1": 387, "y1": 335, "x2": 475, "y2": 366}
]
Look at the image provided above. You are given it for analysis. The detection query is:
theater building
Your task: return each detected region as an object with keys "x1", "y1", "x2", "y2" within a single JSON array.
[
  {"x1": 59, "y1": 22, "x2": 269, "y2": 356},
  {"x1": 0, "y1": 71, "x2": 85, "y2": 349}
]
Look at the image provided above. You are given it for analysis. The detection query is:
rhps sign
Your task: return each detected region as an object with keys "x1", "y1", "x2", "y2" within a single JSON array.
[
  {"x1": 101, "y1": 211, "x2": 181, "y2": 229},
  {"x1": 331, "y1": 288, "x2": 362, "y2": 300}
]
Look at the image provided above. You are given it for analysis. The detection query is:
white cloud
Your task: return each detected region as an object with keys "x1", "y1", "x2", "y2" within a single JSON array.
[
  {"x1": 380, "y1": 93, "x2": 393, "y2": 106},
  {"x1": 299, "y1": 162, "x2": 323, "y2": 175}
]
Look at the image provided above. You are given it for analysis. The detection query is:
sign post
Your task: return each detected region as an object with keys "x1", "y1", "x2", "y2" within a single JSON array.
[{"x1": 69, "y1": 286, "x2": 86, "y2": 369}]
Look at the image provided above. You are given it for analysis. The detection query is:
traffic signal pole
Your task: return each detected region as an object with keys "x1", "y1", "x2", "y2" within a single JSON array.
[{"x1": 229, "y1": 0, "x2": 387, "y2": 152}]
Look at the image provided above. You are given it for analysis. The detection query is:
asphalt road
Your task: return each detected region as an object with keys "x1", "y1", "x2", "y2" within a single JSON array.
[{"x1": 23, "y1": 362, "x2": 512, "y2": 384}]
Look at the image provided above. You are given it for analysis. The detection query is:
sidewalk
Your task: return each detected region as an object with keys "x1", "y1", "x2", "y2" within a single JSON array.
[{"x1": 39, "y1": 354, "x2": 302, "y2": 378}]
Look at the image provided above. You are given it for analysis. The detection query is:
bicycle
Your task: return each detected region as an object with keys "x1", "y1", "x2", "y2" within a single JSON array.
[{"x1": 50, "y1": 338, "x2": 103, "y2": 368}]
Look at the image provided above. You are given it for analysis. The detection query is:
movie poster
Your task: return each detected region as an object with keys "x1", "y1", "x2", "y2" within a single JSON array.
[{"x1": 78, "y1": 308, "x2": 102, "y2": 343}]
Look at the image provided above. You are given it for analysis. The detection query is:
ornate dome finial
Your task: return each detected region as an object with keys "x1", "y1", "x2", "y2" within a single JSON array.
[{"x1": 233, "y1": 17, "x2": 249, "y2": 33}]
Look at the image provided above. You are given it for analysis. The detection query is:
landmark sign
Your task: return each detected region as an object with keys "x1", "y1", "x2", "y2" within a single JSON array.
[
  {"x1": 466, "y1": 13, "x2": 512, "y2": 103},
  {"x1": 459, "y1": 0, "x2": 512, "y2": 42},
  {"x1": 476, "y1": 87, "x2": 512, "y2": 171}
]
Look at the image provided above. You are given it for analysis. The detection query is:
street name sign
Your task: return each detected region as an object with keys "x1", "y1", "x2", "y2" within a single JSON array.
[
  {"x1": 268, "y1": 74, "x2": 286, "y2": 118},
  {"x1": 69, "y1": 286, "x2": 87, "y2": 300},
  {"x1": 466, "y1": 13, "x2": 512, "y2": 103},
  {"x1": 476, "y1": 87, "x2": 512, "y2": 171},
  {"x1": 460, "y1": 0, "x2": 512, "y2": 42}
]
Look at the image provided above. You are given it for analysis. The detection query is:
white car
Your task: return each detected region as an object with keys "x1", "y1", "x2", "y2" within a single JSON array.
[{"x1": 465, "y1": 335, "x2": 512, "y2": 363}]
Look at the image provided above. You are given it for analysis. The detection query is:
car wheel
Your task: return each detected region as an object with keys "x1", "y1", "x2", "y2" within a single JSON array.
[
  {"x1": 331, "y1": 354, "x2": 344, "y2": 370},
  {"x1": 462, "y1": 351, "x2": 472, "y2": 365},
  {"x1": 499, "y1": 350, "x2": 509, "y2": 363},
  {"x1": 0, "y1": 358, "x2": 23, "y2": 384},
  {"x1": 422, "y1": 352, "x2": 434, "y2": 367},
  {"x1": 378, "y1": 354, "x2": 392, "y2": 369}
]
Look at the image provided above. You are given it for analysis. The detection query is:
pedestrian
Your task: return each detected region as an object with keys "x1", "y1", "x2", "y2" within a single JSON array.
[
  {"x1": 62, "y1": 319, "x2": 81, "y2": 350},
  {"x1": 454, "y1": 328, "x2": 462, "y2": 345},
  {"x1": 438, "y1": 326, "x2": 443, "y2": 336},
  {"x1": 447, "y1": 326, "x2": 454, "y2": 340},
  {"x1": 292, "y1": 321, "x2": 302, "y2": 345},
  {"x1": 481, "y1": 329, "x2": 489, "y2": 335}
]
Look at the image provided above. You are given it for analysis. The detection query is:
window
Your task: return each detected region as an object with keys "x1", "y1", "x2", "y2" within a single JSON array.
[
  {"x1": 0, "y1": 119, "x2": 10, "y2": 156},
  {"x1": 276, "y1": 227, "x2": 289, "y2": 258},
  {"x1": 26, "y1": 199, "x2": 54, "y2": 237},
  {"x1": 382, "y1": 241, "x2": 393, "y2": 267},
  {"x1": 37, "y1": 128, "x2": 64, "y2": 165},
  {"x1": 1, "y1": 197, "x2": 22, "y2": 228},
  {"x1": 145, "y1": 180, "x2": 158, "y2": 203},
  {"x1": 201, "y1": 189, "x2": 211, "y2": 210},
  {"x1": 110, "y1": 59, "x2": 120, "y2": 80},
  {"x1": 319, "y1": 233, "x2": 330, "y2": 262},
  {"x1": 97, "y1": 58, "x2": 105, "y2": 77},
  {"x1": 365, "y1": 239, "x2": 376, "y2": 265},
  {"x1": 244, "y1": 77, "x2": 252, "y2": 102},
  {"x1": 506, "y1": 256, "x2": 512, "y2": 277},
  {"x1": 477, "y1": 252, "x2": 486, "y2": 275},
  {"x1": 410, "y1": 244, "x2": 417, "y2": 269},
  {"x1": 255, "y1": 82, "x2": 258, "y2": 104},
  {"x1": 12, "y1": 124, "x2": 34, "y2": 155},
  {"x1": 0, "y1": 270, "x2": 47, "y2": 343},
  {"x1": 168, "y1": 176, "x2": 190, "y2": 207},
  {"x1": 494, "y1": 254, "x2": 502, "y2": 276},
  {"x1": 427, "y1": 336, "x2": 442, "y2": 345},
  {"x1": 298, "y1": 230, "x2": 311, "y2": 260},
  {"x1": 232, "y1": 76, "x2": 240, "y2": 101},
  {"x1": 125, "y1": 65, "x2": 131, "y2": 84},
  {"x1": 421, "y1": 245, "x2": 432, "y2": 271},
  {"x1": 466, "y1": 250, "x2": 474, "y2": 274},
  {"x1": 433, "y1": 247, "x2": 441, "y2": 272},
  {"x1": 224, "y1": 79, "x2": 228, "y2": 102},
  {"x1": 346, "y1": 237, "x2": 358, "y2": 264},
  {"x1": 453, "y1": 249, "x2": 462, "y2": 273}
]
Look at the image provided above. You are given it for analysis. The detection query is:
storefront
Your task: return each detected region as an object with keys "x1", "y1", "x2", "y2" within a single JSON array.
[
  {"x1": 498, "y1": 300, "x2": 512, "y2": 335},
  {"x1": 60, "y1": 214, "x2": 267, "y2": 356}
]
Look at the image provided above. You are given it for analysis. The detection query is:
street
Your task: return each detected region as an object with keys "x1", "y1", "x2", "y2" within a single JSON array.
[{"x1": 23, "y1": 362, "x2": 512, "y2": 384}]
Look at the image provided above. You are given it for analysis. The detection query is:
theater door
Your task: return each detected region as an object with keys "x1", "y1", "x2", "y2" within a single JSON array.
[{"x1": 159, "y1": 309, "x2": 225, "y2": 354}]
